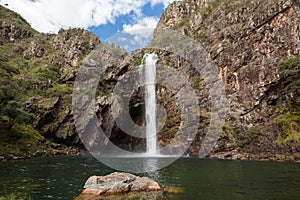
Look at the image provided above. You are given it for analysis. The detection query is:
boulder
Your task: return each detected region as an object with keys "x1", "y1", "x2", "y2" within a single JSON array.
[{"x1": 76, "y1": 172, "x2": 162, "y2": 199}]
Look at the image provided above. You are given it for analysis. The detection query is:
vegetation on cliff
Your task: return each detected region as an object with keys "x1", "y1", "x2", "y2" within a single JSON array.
[
  {"x1": 276, "y1": 55, "x2": 300, "y2": 160},
  {"x1": 157, "y1": 0, "x2": 300, "y2": 160},
  {"x1": 0, "y1": 5, "x2": 99, "y2": 159}
]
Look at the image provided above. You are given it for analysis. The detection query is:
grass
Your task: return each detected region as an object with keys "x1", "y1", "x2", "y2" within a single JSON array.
[
  {"x1": 197, "y1": 0, "x2": 222, "y2": 19},
  {"x1": 134, "y1": 56, "x2": 143, "y2": 66},
  {"x1": 0, "y1": 119, "x2": 45, "y2": 157},
  {"x1": 276, "y1": 113, "x2": 300, "y2": 145},
  {"x1": 0, "y1": 193, "x2": 32, "y2": 200},
  {"x1": 245, "y1": 125, "x2": 261, "y2": 141},
  {"x1": 0, "y1": 117, "x2": 76, "y2": 158},
  {"x1": 173, "y1": 18, "x2": 190, "y2": 29},
  {"x1": 190, "y1": 75, "x2": 201, "y2": 89},
  {"x1": 222, "y1": 122, "x2": 243, "y2": 149}
]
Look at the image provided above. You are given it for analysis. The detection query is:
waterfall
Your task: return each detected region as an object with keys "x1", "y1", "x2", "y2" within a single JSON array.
[{"x1": 142, "y1": 53, "x2": 158, "y2": 155}]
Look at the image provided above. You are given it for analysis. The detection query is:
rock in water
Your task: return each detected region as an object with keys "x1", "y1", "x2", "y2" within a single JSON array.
[{"x1": 76, "y1": 172, "x2": 162, "y2": 199}]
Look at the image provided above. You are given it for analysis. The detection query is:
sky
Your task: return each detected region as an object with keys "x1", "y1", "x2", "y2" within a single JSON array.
[{"x1": 0, "y1": 0, "x2": 176, "y2": 51}]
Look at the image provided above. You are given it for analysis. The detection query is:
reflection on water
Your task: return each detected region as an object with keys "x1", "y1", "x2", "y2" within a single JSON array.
[
  {"x1": 0, "y1": 156, "x2": 300, "y2": 200},
  {"x1": 144, "y1": 158, "x2": 158, "y2": 172},
  {"x1": 94, "y1": 154, "x2": 179, "y2": 173}
]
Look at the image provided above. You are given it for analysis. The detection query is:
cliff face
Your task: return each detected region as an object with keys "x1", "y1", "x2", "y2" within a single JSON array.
[
  {"x1": 0, "y1": 1, "x2": 299, "y2": 161},
  {"x1": 87, "y1": 0, "x2": 300, "y2": 160},
  {"x1": 153, "y1": 0, "x2": 300, "y2": 159}
]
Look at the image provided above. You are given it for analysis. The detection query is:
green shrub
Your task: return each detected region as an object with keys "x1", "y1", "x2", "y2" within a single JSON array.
[
  {"x1": 198, "y1": 0, "x2": 222, "y2": 19},
  {"x1": 278, "y1": 55, "x2": 300, "y2": 93},
  {"x1": 0, "y1": 193, "x2": 32, "y2": 200},
  {"x1": 246, "y1": 125, "x2": 261, "y2": 141},
  {"x1": 275, "y1": 56, "x2": 300, "y2": 150}
]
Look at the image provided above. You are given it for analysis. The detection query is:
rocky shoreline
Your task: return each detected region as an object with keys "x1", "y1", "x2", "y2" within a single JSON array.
[
  {"x1": 208, "y1": 151, "x2": 300, "y2": 163},
  {"x1": 1, "y1": 149, "x2": 299, "y2": 163},
  {"x1": 0, "y1": 145, "x2": 87, "y2": 162}
]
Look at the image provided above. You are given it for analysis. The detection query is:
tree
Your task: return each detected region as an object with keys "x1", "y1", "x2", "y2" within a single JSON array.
[
  {"x1": 0, "y1": 55, "x2": 19, "y2": 106},
  {"x1": 0, "y1": 55, "x2": 34, "y2": 129},
  {"x1": 276, "y1": 56, "x2": 300, "y2": 160},
  {"x1": 2, "y1": 101, "x2": 35, "y2": 129},
  {"x1": 278, "y1": 55, "x2": 300, "y2": 95},
  {"x1": 26, "y1": 65, "x2": 59, "y2": 96}
]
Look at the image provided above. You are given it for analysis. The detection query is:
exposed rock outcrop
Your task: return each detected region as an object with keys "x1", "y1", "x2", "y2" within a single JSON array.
[
  {"x1": 0, "y1": 5, "x2": 35, "y2": 43},
  {"x1": 76, "y1": 172, "x2": 162, "y2": 199},
  {"x1": 152, "y1": 0, "x2": 300, "y2": 159},
  {"x1": 77, "y1": 0, "x2": 300, "y2": 160}
]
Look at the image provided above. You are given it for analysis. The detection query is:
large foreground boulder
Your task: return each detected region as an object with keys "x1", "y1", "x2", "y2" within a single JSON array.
[{"x1": 75, "y1": 172, "x2": 163, "y2": 199}]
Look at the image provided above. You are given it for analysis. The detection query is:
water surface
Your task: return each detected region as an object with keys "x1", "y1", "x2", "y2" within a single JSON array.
[{"x1": 0, "y1": 156, "x2": 299, "y2": 199}]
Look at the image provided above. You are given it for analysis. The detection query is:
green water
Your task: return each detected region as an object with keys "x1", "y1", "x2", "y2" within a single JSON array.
[{"x1": 0, "y1": 156, "x2": 299, "y2": 200}]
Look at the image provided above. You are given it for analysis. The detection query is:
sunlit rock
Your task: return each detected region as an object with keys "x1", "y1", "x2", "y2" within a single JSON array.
[{"x1": 76, "y1": 172, "x2": 162, "y2": 199}]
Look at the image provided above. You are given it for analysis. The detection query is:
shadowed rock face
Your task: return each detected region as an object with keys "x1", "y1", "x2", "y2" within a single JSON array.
[
  {"x1": 153, "y1": 0, "x2": 300, "y2": 159},
  {"x1": 76, "y1": 172, "x2": 162, "y2": 199}
]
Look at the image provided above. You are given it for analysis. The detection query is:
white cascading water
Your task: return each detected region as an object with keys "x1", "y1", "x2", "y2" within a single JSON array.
[{"x1": 142, "y1": 53, "x2": 158, "y2": 155}]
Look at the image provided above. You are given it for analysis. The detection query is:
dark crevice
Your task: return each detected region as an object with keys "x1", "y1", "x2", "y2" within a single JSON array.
[
  {"x1": 241, "y1": 81, "x2": 280, "y2": 116},
  {"x1": 236, "y1": 3, "x2": 293, "y2": 41},
  {"x1": 252, "y1": 5, "x2": 292, "y2": 32}
]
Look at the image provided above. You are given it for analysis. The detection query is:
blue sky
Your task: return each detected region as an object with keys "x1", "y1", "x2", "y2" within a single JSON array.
[
  {"x1": 89, "y1": 3, "x2": 164, "y2": 41},
  {"x1": 0, "y1": 0, "x2": 175, "y2": 51}
]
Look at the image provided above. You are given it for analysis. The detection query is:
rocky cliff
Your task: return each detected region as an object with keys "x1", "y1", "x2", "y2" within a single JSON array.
[
  {"x1": 0, "y1": 1, "x2": 299, "y2": 161},
  {"x1": 0, "y1": 4, "x2": 100, "y2": 158},
  {"x1": 153, "y1": 0, "x2": 300, "y2": 160},
  {"x1": 83, "y1": 0, "x2": 300, "y2": 160}
]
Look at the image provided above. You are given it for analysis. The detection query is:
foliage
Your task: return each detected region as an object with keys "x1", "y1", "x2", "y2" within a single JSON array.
[
  {"x1": 198, "y1": 0, "x2": 222, "y2": 19},
  {"x1": 134, "y1": 56, "x2": 143, "y2": 66},
  {"x1": 0, "y1": 5, "x2": 103, "y2": 158},
  {"x1": 46, "y1": 83, "x2": 73, "y2": 98},
  {"x1": 275, "y1": 56, "x2": 300, "y2": 154},
  {"x1": 0, "y1": 55, "x2": 19, "y2": 105},
  {"x1": 173, "y1": 18, "x2": 189, "y2": 29},
  {"x1": 2, "y1": 102, "x2": 35, "y2": 129},
  {"x1": 222, "y1": 122, "x2": 243, "y2": 149},
  {"x1": 23, "y1": 65, "x2": 59, "y2": 97},
  {"x1": 276, "y1": 114, "x2": 300, "y2": 146},
  {"x1": 0, "y1": 56, "x2": 35, "y2": 129},
  {"x1": 190, "y1": 75, "x2": 201, "y2": 89},
  {"x1": 0, "y1": 193, "x2": 32, "y2": 200},
  {"x1": 195, "y1": 32, "x2": 213, "y2": 44},
  {"x1": 0, "y1": 118, "x2": 44, "y2": 157},
  {"x1": 245, "y1": 125, "x2": 261, "y2": 141},
  {"x1": 278, "y1": 55, "x2": 300, "y2": 93}
]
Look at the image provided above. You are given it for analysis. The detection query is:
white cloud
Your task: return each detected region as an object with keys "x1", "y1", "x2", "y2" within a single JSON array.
[
  {"x1": 123, "y1": 16, "x2": 158, "y2": 35},
  {"x1": 149, "y1": 0, "x2": 176, "y2": 7},
  {"x1": 0, "y1": 0, "x2": 175, "y2": 33},
  {"x1": 105, "y1": 28, "x2": 155, "y2": 52},
  {"x1": 117, "y1": 17, "x2": 158, "y2": 51}
]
